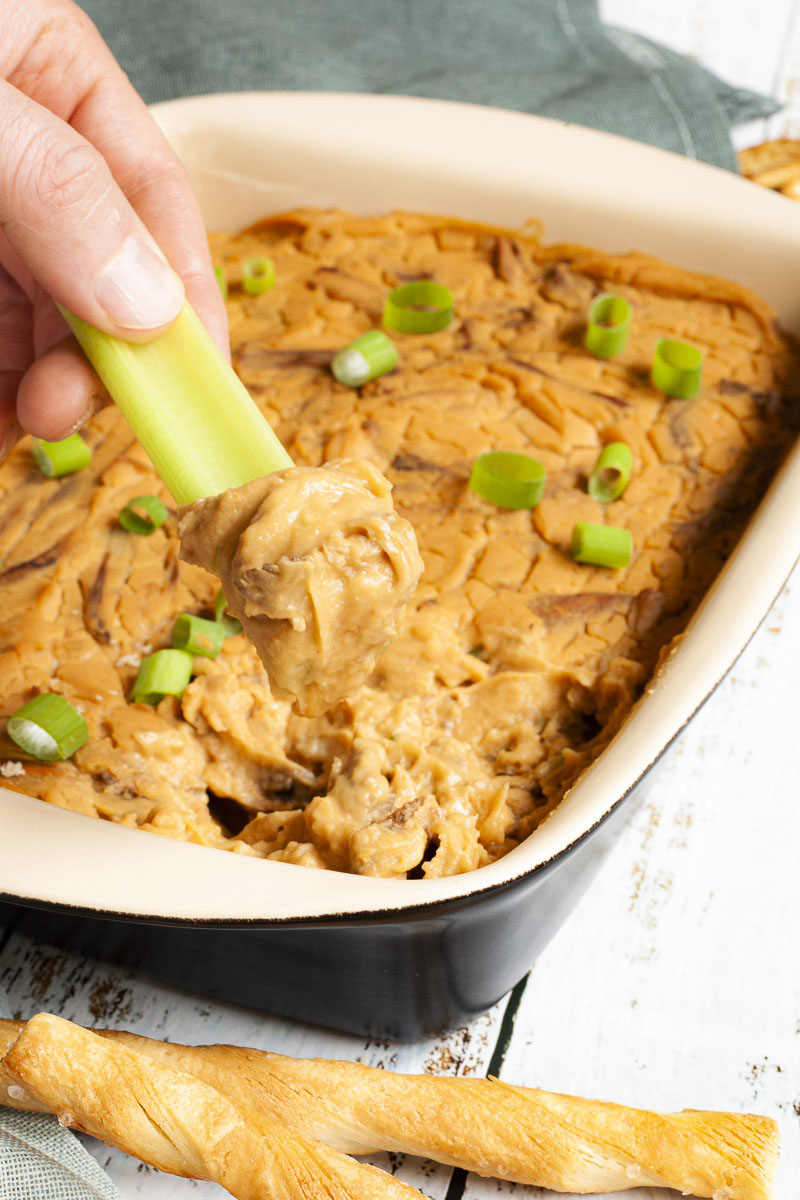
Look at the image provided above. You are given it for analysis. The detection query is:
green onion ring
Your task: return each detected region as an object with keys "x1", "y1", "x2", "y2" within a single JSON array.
[
  {"x1": 7, "y1": 693, "x2": 88, "y2": 761},
  {"x1": 118, "y1": 494, "x2": 169, "y2": 535},
  {"x1": 587, "y1": 442, "x2": 633, "y2": 503},
  {"x1": 331, "y1": 330, "x2": 397, "y2": 387},
  {"x1": 171, "y1": 613, "x2": 225, "y2": 659},
  {"x1": 31, "y1": 434, "x2": 91, "y2": 478},
  {"x1": 214, "y1": 265, "x2": 228, "y2": 301},
  {"x1": 214, "y1": 588, "x2": 243, "y2": 637},
  {"x1": 130, "y1": 649, "x2": 194, "y2": 706},
  {"x1": 585, "y1": 294, "x2": 632, "y2": 359},
  {"x1": 242, "y1": 257, "x2": 275, "y2": 296},
  {"x1": 469, "y1": 451, "x2": 547, "y2": 509},
  {"x1": 651, "y1": 339, "x2": 703, "y2": 399},
  {"x1": 572, "y1": 521, "x2": 632, "y2": 569},
  {"x1": 383, "y1": 281, "x2": 454, "y2": 334}
]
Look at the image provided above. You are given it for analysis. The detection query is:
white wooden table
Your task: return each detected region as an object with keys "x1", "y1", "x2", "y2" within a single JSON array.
[{"x1": 3, "y1": 7, "x2": 800, "y2": 1199}]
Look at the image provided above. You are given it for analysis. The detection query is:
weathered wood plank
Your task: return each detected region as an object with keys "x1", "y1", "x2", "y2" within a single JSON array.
[
  {"x1": 761, "y1": 0, "x2": 800, "y2": 142},
  {"x1": 601, "y1": 0, "x2": 796, "y2": 95}
]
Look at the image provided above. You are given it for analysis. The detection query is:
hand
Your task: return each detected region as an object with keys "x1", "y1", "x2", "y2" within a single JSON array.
[{"x1": 0, "y1": 0, "x2": 228, "y2": 457}]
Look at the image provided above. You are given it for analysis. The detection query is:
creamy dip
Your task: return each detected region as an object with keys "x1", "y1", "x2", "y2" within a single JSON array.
[
  {"x1": 1, "y1": 208, "x2": 798, "y2": 878},
  {"x1": 178, "y1": 460, "x2": 422, "y2": 715}
]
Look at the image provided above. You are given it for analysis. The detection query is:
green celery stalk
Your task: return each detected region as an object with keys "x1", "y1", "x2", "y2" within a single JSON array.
[{"x1": 60, "y1": 302, "x2": 292, "y2": 505}]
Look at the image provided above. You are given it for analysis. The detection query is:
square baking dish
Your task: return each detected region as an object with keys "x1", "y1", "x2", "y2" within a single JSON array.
[{"x1": 2, "y1": 93, "x2": 800, "y2": 1038}]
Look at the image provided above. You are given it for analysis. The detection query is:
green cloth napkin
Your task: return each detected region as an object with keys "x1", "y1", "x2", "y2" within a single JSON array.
[
  {"x1": 79, "y1": 0, "x2": 778, "y2": 171},
  {"x1": 0, "y1": 989, "x2": 121, "y2": 1200}
]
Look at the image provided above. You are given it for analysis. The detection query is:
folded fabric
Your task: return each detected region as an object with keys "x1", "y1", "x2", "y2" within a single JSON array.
[
  {"x1": 0, "y1": 988, "x2": 121, "y2": 1200},
  {"x1": 78, "y1": 0, "x2": 778, "y2": 170}
]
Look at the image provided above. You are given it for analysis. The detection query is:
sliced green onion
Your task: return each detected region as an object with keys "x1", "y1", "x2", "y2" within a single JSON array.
[
  {"x1": 130, "y1": 649, "x2": 193, "y2": 705},
  {"x1": 331, "y1": 330, "x2": 397, "y2": 387},
  {"x1": 58, "y1": 303, "x2": 292, "y2": 506},
  {"x1": 214, "y1": 588, "x2": 243, "y2": 637},
  {"x1": 7, "y1": 694, "x2": 88, "y2": 761},
  {"x1": 31, "y1": 434, "x2": 90, "y2": 478},
  {"x1": 214, "y1": 265, "x2": 228, "y2": 301},
  {"x1": 585, "y1": 293, "x2": 632, "y2": 359},
  {"x1": 469, "y1": 451, "x2": 546, "y2": 509},
  {"x1": 172, "y1": 613, "x2": 225, "y2": 659},
  {"x1": 242, "y1": 257, "x2": 275, "y2": 295},
  {"x1": 119, "y1": 494, "x2": 169, "y2": 535},
  {"x1": 383, "y1": 281, "x2": 453, "y2": 334},
  {"x1": 651, "y1": 339, "x2": 703, "y2": 399},
  {"x1": 571, "y1": 522, "x2": 632, "y2": 569},
  {"x1": 587, "y1": 442, "x2": 633, "y2": 503}
]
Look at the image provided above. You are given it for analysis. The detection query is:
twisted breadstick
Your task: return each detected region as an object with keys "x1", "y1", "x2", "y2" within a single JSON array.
[
  {"x1": 0, "y1": 1017, "x2": 778, "y2": 1199},
  {"x1": 0, "y1": 1014, "x2": 423, "y2": 1200}
]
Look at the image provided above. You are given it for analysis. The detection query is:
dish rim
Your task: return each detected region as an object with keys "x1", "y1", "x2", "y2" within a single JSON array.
[{"x1": 1, "y1": 90, "x2": 799, "y2": 924}]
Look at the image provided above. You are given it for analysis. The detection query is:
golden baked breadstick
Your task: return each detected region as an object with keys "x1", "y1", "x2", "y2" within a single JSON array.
[
  {"x1": 0, "y1": 1014, "x2": 423, "y2": 1200},
  {"x1": 0, "y1": 1020, "x2": 47, "y2": 1112},
  {"x1": 739, "y1": 138, "x2": 800, "y2": 193},
  {"x1": 0, "y1": 1016, "x2": 778, "y2": 1198}
]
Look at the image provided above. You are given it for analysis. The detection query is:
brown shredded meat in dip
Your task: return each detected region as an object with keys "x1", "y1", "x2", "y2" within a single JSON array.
[
  {"x1": 178, "y1": 461, "x2": 423, "y2": 715},
  {"x1": 1, "y1": 209, "x2": 798, "y2": 878}
]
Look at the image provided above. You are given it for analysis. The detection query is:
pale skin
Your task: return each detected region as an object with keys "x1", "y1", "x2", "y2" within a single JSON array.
[{"x1": 0, "y1": 0, "x2": 228, "y2": 457}]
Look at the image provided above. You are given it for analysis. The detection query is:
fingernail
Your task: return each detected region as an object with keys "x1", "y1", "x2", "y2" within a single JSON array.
[
  {"x1": 60, "y1": 397, "x2": 97, "y2": 439},
  {"x1": 94, "y1": 235, "x2": 184, "y2": 330}
]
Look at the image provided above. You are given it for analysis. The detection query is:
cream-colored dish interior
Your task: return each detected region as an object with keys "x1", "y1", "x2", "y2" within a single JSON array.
[{"x1": 1, "y1": 93, "x2": 800, "y2": 919}]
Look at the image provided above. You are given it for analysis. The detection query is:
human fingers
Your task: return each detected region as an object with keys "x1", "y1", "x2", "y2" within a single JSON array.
[
  {"x1": 16, "y1": 335, "x2": 102, "y2": 441},
  {"x1": 0, "y1": 79, "x2": 184, "y2": 341},
  {"x1": 0, "y1": 265, "x2": 31, "y2": 457},
  {"x1": 5, "y1": 0, "x2": 228, "y2": 357},
  {"x1": 71, "y1": 79, "x2": 229, "y2": 358}
]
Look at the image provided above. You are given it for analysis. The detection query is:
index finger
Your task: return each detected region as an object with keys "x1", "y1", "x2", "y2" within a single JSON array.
[
  {"x1": 70, "y1": 73, "x2": 231, "y2": 361},
  {"x1": 7, "y1": 0, "x2": 229, "y2": 359}
]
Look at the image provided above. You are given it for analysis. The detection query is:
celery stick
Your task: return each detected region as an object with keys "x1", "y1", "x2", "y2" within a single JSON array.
[{"x1": 60, "y1": 302, "x2": 292, "y2": 505}]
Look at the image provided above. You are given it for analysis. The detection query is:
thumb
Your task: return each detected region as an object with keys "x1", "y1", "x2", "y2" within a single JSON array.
[{"x1": 0, "y1": 80, "x2": 184, "y2": 340}]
